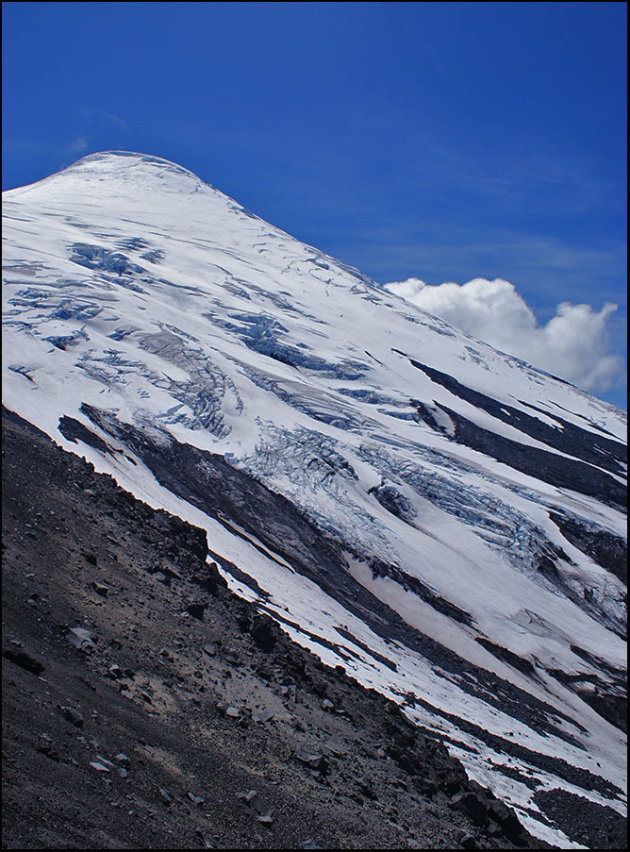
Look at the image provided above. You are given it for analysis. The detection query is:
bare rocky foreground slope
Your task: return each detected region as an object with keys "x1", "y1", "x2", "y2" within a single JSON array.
[{"x1": 1, "y1": 407, "x2": 564, "y2": 850}]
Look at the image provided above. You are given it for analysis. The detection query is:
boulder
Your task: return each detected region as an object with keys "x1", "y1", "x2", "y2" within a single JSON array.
[{"x1": 2, "y1": 647, "x2": 45, "y2": 675}]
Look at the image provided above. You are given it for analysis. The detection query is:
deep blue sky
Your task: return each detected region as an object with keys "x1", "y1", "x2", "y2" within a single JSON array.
[{"x1": 3, "y1": 2, "x2": 627, "y2": 408}]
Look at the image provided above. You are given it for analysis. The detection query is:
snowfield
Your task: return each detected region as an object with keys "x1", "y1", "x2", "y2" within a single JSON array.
[{"x1": 3, "y1": 151, "x2": 626, "y2": 846}]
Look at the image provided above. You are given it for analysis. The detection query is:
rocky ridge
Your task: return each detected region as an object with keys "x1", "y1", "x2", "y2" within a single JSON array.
[{"x1": 2, "y1": 406, "x2": 560, "y2": 850}]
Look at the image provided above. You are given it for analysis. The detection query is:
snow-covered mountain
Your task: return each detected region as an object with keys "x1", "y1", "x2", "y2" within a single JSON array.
[{"x1": 3, "y1": 151, "x2": 626, "y2": 847}]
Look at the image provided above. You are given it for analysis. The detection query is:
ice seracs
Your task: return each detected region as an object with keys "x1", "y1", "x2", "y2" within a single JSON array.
[{"x1": 3, "y1": 151, "x2": 626, "y2": 847}]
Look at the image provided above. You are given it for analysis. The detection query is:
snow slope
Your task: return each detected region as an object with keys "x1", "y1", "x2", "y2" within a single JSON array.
[{"x1": 3, "y1": 151, "x2": 626, "y2": 846}]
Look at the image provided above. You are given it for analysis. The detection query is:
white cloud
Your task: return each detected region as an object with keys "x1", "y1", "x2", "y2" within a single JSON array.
[{"x1": 384, "y1": 276, "x2": 623, "y2": 393}]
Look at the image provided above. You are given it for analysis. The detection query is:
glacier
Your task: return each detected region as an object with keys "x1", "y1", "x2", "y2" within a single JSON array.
[{"x1": 2, "y1": 150, "x2": 626, "y2": 847}]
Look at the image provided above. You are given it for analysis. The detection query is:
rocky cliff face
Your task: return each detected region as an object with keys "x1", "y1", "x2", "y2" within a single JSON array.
[{"x1": 2, "y1": 151, "x2": 627, "y2": 847}]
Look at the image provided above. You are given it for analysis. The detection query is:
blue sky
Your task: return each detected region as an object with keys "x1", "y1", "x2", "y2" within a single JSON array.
[{"x1": 3, "y1": 1, "x2": 627, "y2": 409}]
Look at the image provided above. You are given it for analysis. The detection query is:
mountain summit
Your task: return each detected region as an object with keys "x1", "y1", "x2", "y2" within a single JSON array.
[{"x1": 3, "y1": 151, "x2": 627, "y2": 847}]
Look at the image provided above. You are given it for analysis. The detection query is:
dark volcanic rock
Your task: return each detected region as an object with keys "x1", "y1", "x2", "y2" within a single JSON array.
[
  {"x1": 549, "y1": 511, "x2": 627, "y2": 584},
  {"x1": 546, "y1": 665, "x2": 627, "y2": 733},
  {"x1": 408, "y1": 357, "x2": 627, "y2": 478},
  {"x1": 2, "y1": 405, "x2": 548, "y2": 850},
  {"x1": 185, "y1": 600, "x2": 207, "y2": 620},
  {"x1": 294, "y1": 750, "x2": 329, "y2": 773},
  {"x1": 249, "y1": 614, "x2": 277, "y2": 652},
  {"x1": 474, "y1": 637, "x2": 537, "y2": 678},
  {"x1": 451, "y1": 791, "x2": 489, "y2": 827},
  {"x1": 237, "y1": 789, "x2": 273, "y2": 818},
  {"x1": 368, "y1": 481, "x2": 416, "y2": 522},
  {"x1": 2, "y1": 647, "x2": 45, "y2": 675},
  {"x1": 533, "y1": 788, "x2": 627, "y2": 849},
  {"x1": 59, "y1": 705, "x2": 84, "y2": 727},
  {"x1": 406, "y1": 358, "x2": 626, "y2": 510}
]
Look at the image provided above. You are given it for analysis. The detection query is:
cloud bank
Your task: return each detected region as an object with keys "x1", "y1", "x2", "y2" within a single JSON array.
[{"x1": 383, "y1": 277, "x2": 622, "y2": 393}]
